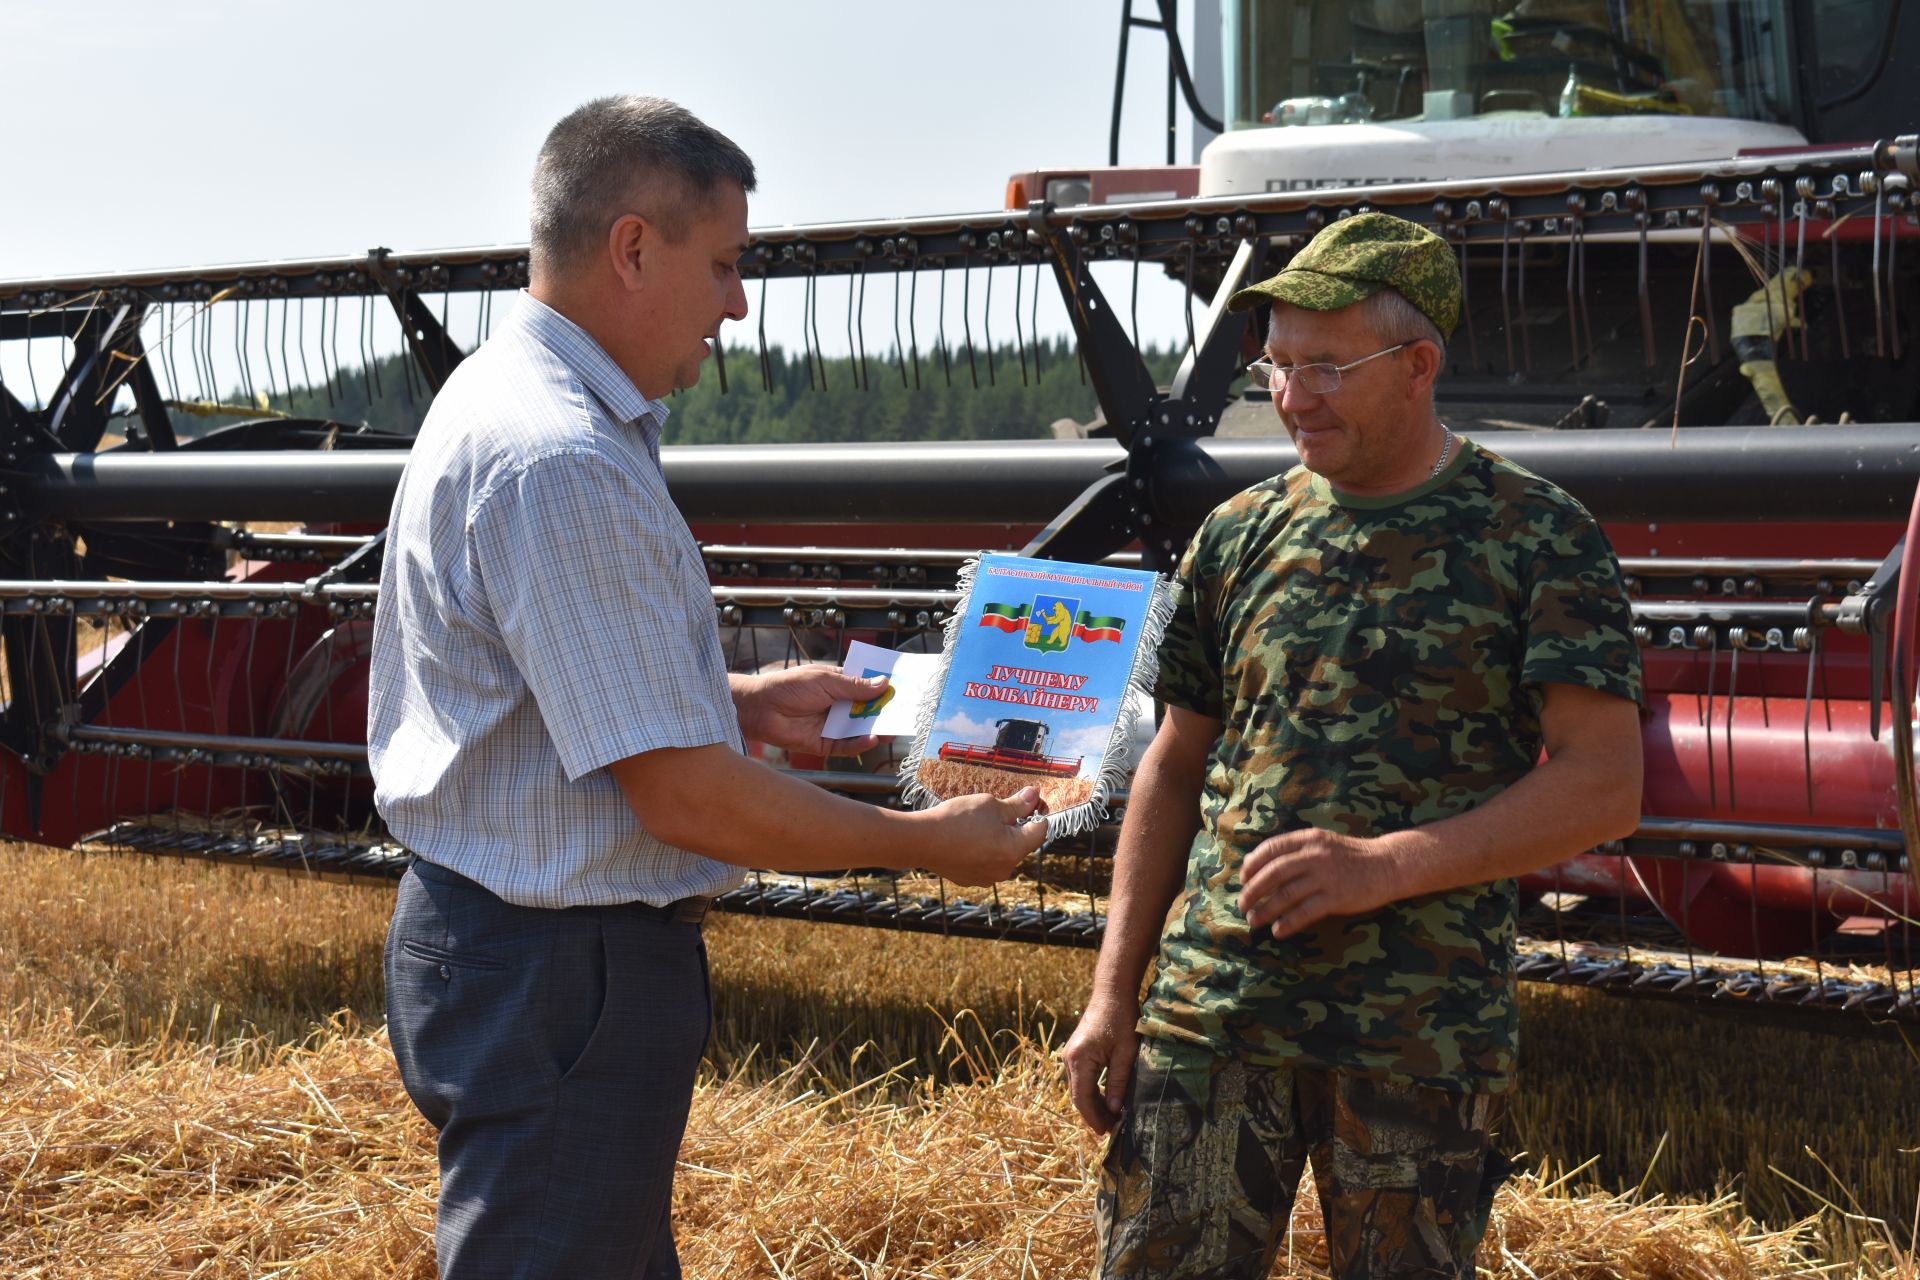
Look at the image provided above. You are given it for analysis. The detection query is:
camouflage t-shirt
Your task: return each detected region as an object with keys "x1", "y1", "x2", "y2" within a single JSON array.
[{"x1": 1138, "y1": 438, "x2": 1642, "y2": 1093}]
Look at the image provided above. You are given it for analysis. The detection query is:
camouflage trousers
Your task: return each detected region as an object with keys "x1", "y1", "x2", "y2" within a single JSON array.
[{"x1": 1095, "y1": 1039, "x2": 1510, "y2": 1280}]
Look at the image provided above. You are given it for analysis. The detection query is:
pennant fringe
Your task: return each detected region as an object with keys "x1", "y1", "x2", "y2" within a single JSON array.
[{"x1": 898, "y1": 556, "x2": 1176, "y2": 846}]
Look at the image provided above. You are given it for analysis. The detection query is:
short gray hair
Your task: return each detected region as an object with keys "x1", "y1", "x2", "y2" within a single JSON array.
[
  {"x1": 1359, "y1": 288, "x2": 1447, "y2": 365},
  {"x1": 530, "y1": 95, "x2": 757, "y2": 279}
]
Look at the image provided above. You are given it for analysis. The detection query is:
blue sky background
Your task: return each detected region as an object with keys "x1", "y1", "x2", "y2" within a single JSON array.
[{"x1": 2, "y1": 0, "x2": 1214, "y2": 397}]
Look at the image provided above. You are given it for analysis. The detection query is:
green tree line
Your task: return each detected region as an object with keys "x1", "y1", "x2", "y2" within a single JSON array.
[{"x1": 160, "y1": 339, "x2": 1187, "y2": 444}]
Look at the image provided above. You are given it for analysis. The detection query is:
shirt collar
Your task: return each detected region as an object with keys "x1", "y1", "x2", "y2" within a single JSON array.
[{"x1": 508, "y1": 292, "x2": 670, "y2": 437}]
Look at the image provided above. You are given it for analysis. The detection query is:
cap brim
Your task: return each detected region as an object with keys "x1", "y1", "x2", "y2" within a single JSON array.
[{"x1": 1227, "y1": 268, "x2": 1388, "y2": 314}]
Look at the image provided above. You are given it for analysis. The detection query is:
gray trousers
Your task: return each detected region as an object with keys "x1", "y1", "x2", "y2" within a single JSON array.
[{"x1": 385, "y1": 858, "x2": 711, "y2": 1280}]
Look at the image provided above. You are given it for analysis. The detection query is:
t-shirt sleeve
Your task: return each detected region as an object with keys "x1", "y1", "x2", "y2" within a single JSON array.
[
  {"x1": 1519, "y1": 512, "x2": 1644, "y2": 707},
  {"x1": 468, "y1": 449, "x2": 741, "y2": 782},
  {"x1": 1154, "y1": 519, "x2": 1227, "y2": 718}
]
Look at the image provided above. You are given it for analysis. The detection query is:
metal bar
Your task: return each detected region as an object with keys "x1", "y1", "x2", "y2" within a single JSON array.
[
  {"x1": 7, "y1": 144, "x2": 1910, "y2": 306},
  {"x1": 1619, "y1": 558, "x2": 1880, "y2": 580},
  {"x1": 61, "y1": 722, "x2": 367, "y2": 762},
  {"x1": 16, "y1": 426, "x2": 1920, "y2": 527}
]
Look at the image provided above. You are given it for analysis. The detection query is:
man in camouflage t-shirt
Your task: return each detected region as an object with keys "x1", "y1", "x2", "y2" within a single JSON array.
[{"x1": 1061, "y1": 213, "x2": 1645, "y2": 1279}]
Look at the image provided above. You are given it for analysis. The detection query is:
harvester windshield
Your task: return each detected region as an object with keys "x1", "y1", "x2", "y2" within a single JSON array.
[{"x1": 1221, "y1": 0, "x2": 1822, "y2": 128}]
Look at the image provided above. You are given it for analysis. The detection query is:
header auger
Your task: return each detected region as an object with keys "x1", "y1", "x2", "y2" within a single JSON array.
[{"x1": 1, "y1": 138, "x2": 1917, "y2": 1032}]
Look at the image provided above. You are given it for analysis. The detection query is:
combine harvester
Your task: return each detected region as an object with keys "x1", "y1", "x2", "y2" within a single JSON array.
[
  {"x1": 0, "y1": 1, "x2": 1916, "y2": 1033},
  {"x1": 938, "y1": 719, "x2": 1084, "y2": 781}
]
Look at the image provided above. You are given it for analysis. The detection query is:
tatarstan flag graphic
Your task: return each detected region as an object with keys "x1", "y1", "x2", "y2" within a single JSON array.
[
  {"x1": 1072, "y1": 610, "x2": 1126, "y2": 642},
  {"x1": 978, "y1": 602, "x2": 1031, "y2": 633}
]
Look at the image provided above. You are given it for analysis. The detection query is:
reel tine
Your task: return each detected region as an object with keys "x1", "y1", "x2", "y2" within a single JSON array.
[
  {"x1": 1576, "y1": 219, "x2": 1594, "y2": 373},
  {"x1": 181, "y1": 298, "x2": 196, "y2": 404},
  {"x1": 398, "y1": 304, "x2": 419, "y2": 408},
  {"x1": 1761, "y1": 202, "x2": 1778, "y2": 363},
  {"x1": 855, "y1": 263, "x2": 870, "y2": 392},
  {"x1": 1638, "y1": 212, "x2": 1656, "y2": 367},
  {"x1": 892, "y1": 271, "x2": 907, "y2": 389},
  {"x1": 322, "y1": 294, "x2": 340, "y2": 406},
  {"x1": 1703, "y1": 626, "x2": 1718, "y2": 812},
  {"x1": 237, "y1": 297, "x2": 257, "y2": 407},
  {"x1": 844, "y1": 271, "x2": 859, "y2": 390},
  {"x1": 757, "y1": 274, "x2": 772, "y2": 394},
  {"x1": 906, "y1": 248, "x2": 922, "y2": 390},
  {"x1": 1130, "y1": 253, "x2": 1142, "y2": 354},
  {"x1": 24, "y1": 300, "x2": 41, "y2": 410},
  {"x1": 1871, "y1": 178, "x2": 1887, "y2": 358},
  {"x1": 801, "y1": 272, "x2": 817, "y2": 392},
  {"x1": 1891, "y1": 191, "x2": 1904, "y2": 362},
  {"x1": 1500, "y1": 216, "x2": 1516, "y2": 375},
  {"x1": 1776, "y1": 187, "x2": 1795, "y2": 361},
  {"x1": 1698, "y1": 216, "x2": 1720, "y2": 364},
  {"x1": 962, "y1": 254, "x2": 979, "y2": 388},
  {"x1": 1458, "y1": 232, "x2": 1480, "y2": 372},
  {"x1": 1794, "y1": 185, "x2": 1811, "y2": 360},
  {"x1": 1565, "y1": 221, "x2": 1581, "y2": 372},
  {"x1": 161, "y1": 302, "x2": 182, "y2": 403},
  {"x1": 984, "y1": 262, "x2": 997, "y2": 387},
  {"x1": 278, "y1": 298, "x2": 294, "y2": 413},
  {"x1": 1031, "y1": 258, "x2": 1043, "y2": 383},
  {"x1": 1725, "y1": 640, "x2": 1739, "y2": 813},
  {"x1": 937, "y1": 263, "x2": 953, "y2": 388},
  {"x1": 1013, "y1": 259, "x2": 1029, "y2": 387},
  {"x1": 1517, "y1": 222, "x2": 1533, "y2": 373},
  {"x1": 261, "y1": 294, "x2": 282, "y2": 410},
  {"x1": 1829, "y1": 216, "x2": 1851, "y2": 360},
  {"x1": 360, "y1": 295, "x2": 378, "y2": 404},
  {"x1": 812, "y1": 268, "x2": 829, "y2": 392},
  {"x1": 1184, "y1": 241, "x2": 1198, "y2": 363},
  {"x1": 1803, "y1": 621, "x2": 1819, "y2": 816}
]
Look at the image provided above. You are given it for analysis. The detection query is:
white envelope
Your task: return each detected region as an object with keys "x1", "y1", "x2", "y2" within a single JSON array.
[{"x1": 822, "y1": 641, "x2": 942, "y2": 739}]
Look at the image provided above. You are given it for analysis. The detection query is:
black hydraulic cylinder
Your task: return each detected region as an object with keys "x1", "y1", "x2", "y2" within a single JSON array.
[{"x1": 13, "y1": 424, "x2": 1920, "y2": 527}]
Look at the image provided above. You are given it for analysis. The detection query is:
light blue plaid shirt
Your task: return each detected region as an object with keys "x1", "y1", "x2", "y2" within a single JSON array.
[{"x1": 369, "y1": 293, "x2": 746, "y2": 908}]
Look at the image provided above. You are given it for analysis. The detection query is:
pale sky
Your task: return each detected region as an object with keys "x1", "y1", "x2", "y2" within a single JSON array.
[{"x1": 3, "y1": 0, "x2": 1211, "y2": 395}]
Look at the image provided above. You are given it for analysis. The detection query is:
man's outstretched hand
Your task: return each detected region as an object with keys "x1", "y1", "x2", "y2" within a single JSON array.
[
  {"x1": 1237, "y1": 829, "x2": 1403, "y2": 938},
  {"x1": 731, "y1": 665, "x2": 886, "y2": 757}
]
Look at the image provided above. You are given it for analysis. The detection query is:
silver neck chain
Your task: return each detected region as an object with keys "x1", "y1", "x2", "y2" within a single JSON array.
[{"x1": 1429, "y1": 425, "x2": 1455, "y2": 480}]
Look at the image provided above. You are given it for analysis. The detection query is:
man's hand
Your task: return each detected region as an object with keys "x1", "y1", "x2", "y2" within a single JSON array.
[
  {"x1": 1238, "y1": 830, "x2": 1402, "y2": 938},
  {"x1": 731, "y1": 665, "x2": 886, "y2": 757},
  {"x1": 1059, "y1": 998, "x2": 1137, "y2": 1134},
  {"x1": 915, "y1": 787, "x2": 1049, "y2": 886}
]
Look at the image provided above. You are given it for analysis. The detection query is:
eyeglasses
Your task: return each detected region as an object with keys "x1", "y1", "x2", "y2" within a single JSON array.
[{"x1": 1246, "y1": 342, "x2": 1409, "y2": 395}]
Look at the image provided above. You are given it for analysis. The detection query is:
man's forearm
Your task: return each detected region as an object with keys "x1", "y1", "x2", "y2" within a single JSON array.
[
  {"x1": 1383, "y1": 741, "x2": 1640, "y2": 898},
  {"x1": 1088, "y1": 742, "x2": 1204, "y2": 1008},
  {"x1": 614, "y1": 743, "x2": 911, "y2": 873}
]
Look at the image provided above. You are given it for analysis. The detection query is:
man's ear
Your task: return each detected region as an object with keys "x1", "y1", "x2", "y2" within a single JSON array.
[
  {"x1": 607, "y1": 213, "x2": 649, "y2": 292},
  {"x1": 1407, "y1": 338, "x2": 1443, "y2": 401}
]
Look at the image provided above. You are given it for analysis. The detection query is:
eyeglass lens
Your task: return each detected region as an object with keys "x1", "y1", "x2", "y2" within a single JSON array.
[{"x1": 1251, "y1": 362, "x2": 1340, "y2": 394}]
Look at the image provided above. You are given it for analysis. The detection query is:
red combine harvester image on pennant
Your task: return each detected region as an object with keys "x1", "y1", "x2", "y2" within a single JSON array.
[{"x1": 901, "y1": 553, "x2": 1172, "y2": 841}]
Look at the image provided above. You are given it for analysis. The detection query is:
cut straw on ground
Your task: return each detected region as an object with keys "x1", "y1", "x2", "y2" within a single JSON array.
[{"x1": 0, "y1": 1012, "x2": 1883, "y2": 1280}]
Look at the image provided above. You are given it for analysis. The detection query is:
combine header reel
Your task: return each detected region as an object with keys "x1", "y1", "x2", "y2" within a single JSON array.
[{"x1": 1, "y1": 138, "x2": 1917, "y2": 1032}]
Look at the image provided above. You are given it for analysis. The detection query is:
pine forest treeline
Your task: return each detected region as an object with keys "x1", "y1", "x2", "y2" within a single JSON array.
[{"x1": 159, "y1": 340, "x2": 1188, "y2": 445}]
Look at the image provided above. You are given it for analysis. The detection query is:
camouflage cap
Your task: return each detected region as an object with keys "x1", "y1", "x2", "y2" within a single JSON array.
[{"x1": 1227, "y1": 211, "x2": 1460, "y2": 340}]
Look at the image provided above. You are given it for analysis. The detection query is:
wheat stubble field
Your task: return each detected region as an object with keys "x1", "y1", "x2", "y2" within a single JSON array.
[{"x1": 1, "y1": 841, "x2": 1915, "y2": 1277}]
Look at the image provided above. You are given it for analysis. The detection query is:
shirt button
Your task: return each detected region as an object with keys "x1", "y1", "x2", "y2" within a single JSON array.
[{"x1": 439, "y1": 964, "x2": 452, "y2": 981}]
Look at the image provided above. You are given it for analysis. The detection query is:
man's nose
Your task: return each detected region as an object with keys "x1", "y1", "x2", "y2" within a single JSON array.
[
  {"x1": 1276, "y1": 373, "x2": 1321, "y2": 415},
  {"x1": 724, "y1": 272, "x2": 749, "y2": 323}
]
